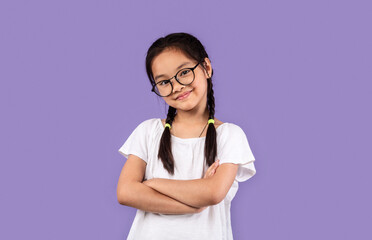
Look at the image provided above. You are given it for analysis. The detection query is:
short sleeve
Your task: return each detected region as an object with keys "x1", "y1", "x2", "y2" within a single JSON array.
[
  {"x1": 118, "y1": 119, "x2": 149, "y2": 163},
  {"x1": 217, "y1": 123, "x2": 256, "y2": 182}
]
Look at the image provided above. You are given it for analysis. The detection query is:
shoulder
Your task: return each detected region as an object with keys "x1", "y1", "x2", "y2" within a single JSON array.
[
  {"x1": 218, "y1": 122, "x2": 248, "y2": 141},
  {"x1": 221, "y1": 122, "x2": 245, "y2": 134},
  {"x1": 214, "y1": 118, "x2": 224, "y2": 129},
  {"x1": 128, "y1": 118, "x2": 160, "y2": 138}
]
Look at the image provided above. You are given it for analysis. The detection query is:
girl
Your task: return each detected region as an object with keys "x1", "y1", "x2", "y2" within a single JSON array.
[{"x1": 117, "y1": 32, "x2": 256, "y2": 240}]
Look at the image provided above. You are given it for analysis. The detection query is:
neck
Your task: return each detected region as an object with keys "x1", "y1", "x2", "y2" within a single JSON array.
[
  {"x1": 173, "y1": 96, "x2": 210, "y2": 125},
  {"x1": 174, "y1": 109, "x2": 210, "y2": 125}
]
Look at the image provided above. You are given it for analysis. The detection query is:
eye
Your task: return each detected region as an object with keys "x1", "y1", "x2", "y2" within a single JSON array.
[
  {"x1": 158, "y1": 80, "x2": 170, "y2": 86},
  {"x1": 179, "y1": 69, "x2": 191, "y2": 76}
]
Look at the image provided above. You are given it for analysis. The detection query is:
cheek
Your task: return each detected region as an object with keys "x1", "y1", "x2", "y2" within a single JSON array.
[
  {"x1": 189, "y1": 82, "x2": 205, "y2": 97},
  {"x1": 192, "y1": 81, "x2": 207, "y2": 94}
]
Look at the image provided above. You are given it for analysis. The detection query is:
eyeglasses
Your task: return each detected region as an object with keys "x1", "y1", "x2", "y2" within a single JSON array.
[{"x1": 151, "y1": 62, "x2": 200, "y2": 97}]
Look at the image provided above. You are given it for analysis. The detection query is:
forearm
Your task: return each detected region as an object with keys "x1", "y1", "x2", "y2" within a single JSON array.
[
  {"x1": 118, "y1": 181, "x2": 201, "y2": 215},
  {"x1": 145, "y1": 178, "x2": 215, "y2": 208}
]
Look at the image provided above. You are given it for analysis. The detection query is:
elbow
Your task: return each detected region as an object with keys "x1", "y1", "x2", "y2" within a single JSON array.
[
  {"x1": 117, "y1": 184, "x2": 132, "y2": 205},
  {"x1": 117, "y1": 190, "x2": 127, "y2": 205},
  {"x1": 209, "y1": 189, "x2": 225, "y2": 205},
  {"x1": 211, "y1": 193, "x2": 223, "y2": 205},
  {"x1": 117, "y1": 193, "x2": 127, "y2": 205},
  {"x1": 206, "y1": 179, "x2": 225, "y2": 205}
]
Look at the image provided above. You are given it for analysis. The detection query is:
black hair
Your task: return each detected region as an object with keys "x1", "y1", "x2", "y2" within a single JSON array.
[{"x1": 145, "y1": 32, "x2": 216, "y2": 175}]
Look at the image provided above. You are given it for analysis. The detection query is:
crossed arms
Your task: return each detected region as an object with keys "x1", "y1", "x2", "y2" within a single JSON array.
[{"x1": 117, "y1": 155, "x2": 238, "y2": 215}]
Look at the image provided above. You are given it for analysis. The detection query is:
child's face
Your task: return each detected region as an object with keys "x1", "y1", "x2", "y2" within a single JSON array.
[{"x1": 151, "y1": 48, "x2": 212, "y2": 112}]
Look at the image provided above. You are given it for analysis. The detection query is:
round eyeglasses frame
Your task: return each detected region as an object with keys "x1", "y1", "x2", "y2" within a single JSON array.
[{"x1": 151, "y1": 62, "x2": 200, "y2": 97}]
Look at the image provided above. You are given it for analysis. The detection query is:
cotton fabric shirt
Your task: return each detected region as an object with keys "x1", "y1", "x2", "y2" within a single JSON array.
[{"x1": 118, "y1": 118, "x2": 256, "y2": 240}]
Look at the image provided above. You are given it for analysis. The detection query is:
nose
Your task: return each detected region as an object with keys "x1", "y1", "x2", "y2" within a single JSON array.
[{"x1": 171, "y1": 78, "x2": 185, "y2": 93}]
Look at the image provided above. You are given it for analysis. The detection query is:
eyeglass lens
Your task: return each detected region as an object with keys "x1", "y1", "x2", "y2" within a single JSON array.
[{"x1": 154, "y1": 69, "x2": 194, "y2": 97}]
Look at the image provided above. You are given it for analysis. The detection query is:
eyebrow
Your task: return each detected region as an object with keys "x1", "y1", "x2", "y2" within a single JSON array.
[{"x1": 154, "y1": 62, "x2": 192, "y2": 81}]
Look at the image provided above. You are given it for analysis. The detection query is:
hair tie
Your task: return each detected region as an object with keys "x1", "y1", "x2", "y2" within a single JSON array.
[
  {"x1": 208, "y1": 119, "x2": 215, "y2": 124},
  {"x1": 165, "y1": 123, "x2": 171, "y2": 129}
]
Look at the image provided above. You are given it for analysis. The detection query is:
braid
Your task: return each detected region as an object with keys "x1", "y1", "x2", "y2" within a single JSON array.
[
  {"x1": 158, "y1": 106, "x2": 177, "y2": 175},
  {"x1": 205, "y1": 77, "x2": 217, "y2": 167},
  {"x1": 166, "y1": 106, "x2": 177, "y2": 126},
  {"x1": 207, "y1": 77, "x2": 216, "y2": 118}
]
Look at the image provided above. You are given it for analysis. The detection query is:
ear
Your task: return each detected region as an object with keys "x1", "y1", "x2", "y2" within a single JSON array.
[{"x1": 203, "y1": 57, "x2": 212, "y2": 78}]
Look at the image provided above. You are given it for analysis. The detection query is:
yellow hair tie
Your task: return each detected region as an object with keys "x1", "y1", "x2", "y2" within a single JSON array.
[
  {"x1": 165, "y1": 123, "x2": 171, "y2": 129},
  {"x1": 208, "y1": 119, "x2": 215, "y2": 124}
]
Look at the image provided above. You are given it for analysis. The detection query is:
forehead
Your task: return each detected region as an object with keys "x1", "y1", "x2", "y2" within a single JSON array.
[{"x1": 152, "y1": 49, "x2": 194, "y2": 78}]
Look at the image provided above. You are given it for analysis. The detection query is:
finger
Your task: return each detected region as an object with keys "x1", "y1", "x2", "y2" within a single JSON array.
[
  {"x1": 210, "y1": 162, "x2": 217, "y2": 169},
  {"x1": 207, "y1": 162, "x2": 217, "y2": 171},
  {"x1": 204, "y1": 168, "x2": 213, "y2": 178},
  {"x1": 205, "y1": 161, "x2": 219, "y2": 176}
]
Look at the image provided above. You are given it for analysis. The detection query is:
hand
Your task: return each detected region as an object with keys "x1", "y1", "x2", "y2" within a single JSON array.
[{"x1": 203, "y1": 159, "x2": 220, "y2": 179}]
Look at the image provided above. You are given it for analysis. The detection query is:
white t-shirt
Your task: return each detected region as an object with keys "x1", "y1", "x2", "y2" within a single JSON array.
[{"x1": 118, "y1": 118, "x2": 256, "y2": 240}]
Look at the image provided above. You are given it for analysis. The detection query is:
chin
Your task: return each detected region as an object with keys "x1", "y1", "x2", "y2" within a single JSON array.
[{"x1": 176, "y1": 101, "x2": 199, "y2": 111}]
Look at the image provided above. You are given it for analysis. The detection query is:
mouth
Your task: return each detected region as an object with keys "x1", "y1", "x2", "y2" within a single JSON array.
[{"x1": 176, "y1": 90, "x2": 192, "y2": 100}]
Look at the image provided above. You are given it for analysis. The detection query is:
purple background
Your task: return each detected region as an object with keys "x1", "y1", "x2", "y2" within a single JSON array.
[{"x1": 1, "y1": 0, "x2": 371, "y2": 239}]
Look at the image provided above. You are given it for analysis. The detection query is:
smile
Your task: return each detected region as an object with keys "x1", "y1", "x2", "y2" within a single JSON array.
[{"x1": 177, "y1": 91, "x2": 192, "y2": 100}]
